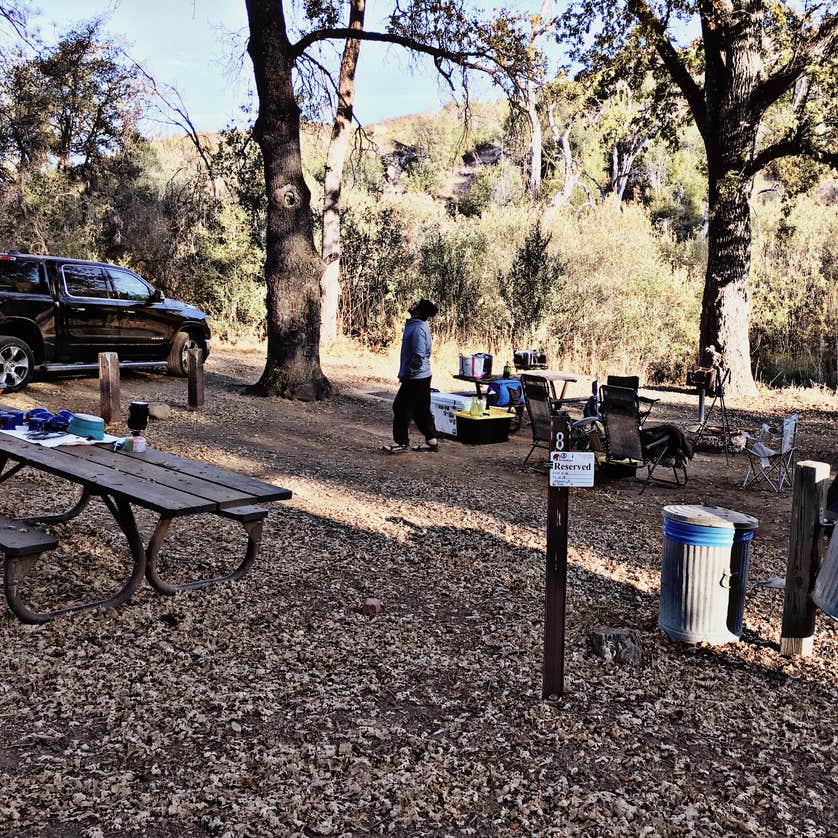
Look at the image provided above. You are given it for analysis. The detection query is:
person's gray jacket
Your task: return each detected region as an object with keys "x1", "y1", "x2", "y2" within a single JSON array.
[{"x1": 398, "y1": 318, "x2": 432, "y2": 380}]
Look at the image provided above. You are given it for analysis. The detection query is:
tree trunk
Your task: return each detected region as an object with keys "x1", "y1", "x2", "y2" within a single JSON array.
[
  {"x1": 696, "y1": 9, "x2": 764, "y2": 397},
  {"x1": 526, "y1": 75, "x2": 542, "y2": 197},
  {"x1": 700, "y1": 171, "x2": 758, "y2": 396},
  {"x1": 321, "y1": 0, "x2": 365, "y2": 344},
  {"x1": 246, "y1": 0, "x2": 331, "y2": 400},
  {"x1": 525, "y1": 0, "x2": 552, "y2": 197}
]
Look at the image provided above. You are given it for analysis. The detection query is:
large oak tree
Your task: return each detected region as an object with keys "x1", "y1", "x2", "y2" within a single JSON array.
[
  {"x1": 562, "y1": 0, "x2": 838, "y2": 394},
  {"x1": 244, "y1": 0, "x2": 523, "y2": 399}
]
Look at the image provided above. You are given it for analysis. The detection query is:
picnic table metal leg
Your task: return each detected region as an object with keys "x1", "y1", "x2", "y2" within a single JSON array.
[
  {"x1": 4, "y1": 494, "x2": 146, "y2": 624},
  {"x1": 22, "y1": 488, "x2": 92, "y2": 525},
  {"x1": 145, "y1": 514, "x2": 265, "y2": 595},
  {"x1": 0, "y1": 458, "x2": 92, "y2": 524},
  {"x1": 0, "y1": 459, "x2": 27, "y2": 486}
]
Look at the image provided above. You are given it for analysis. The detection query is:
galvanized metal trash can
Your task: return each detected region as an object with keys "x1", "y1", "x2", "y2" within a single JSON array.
[
  {"x1": 659, "y1": 505, "x2": 759, "y2": 645},
  {"x1": 813, "y1": 527, "x2": 838, "y2": 619},
  {"x1": 723, "y1": 507, "x2": 759, "y2": 637}
]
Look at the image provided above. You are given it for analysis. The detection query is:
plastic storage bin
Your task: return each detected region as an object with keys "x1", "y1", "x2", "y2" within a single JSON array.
[
  {"x1": 659, "y1": 505, "x2": 758, "y2": 645},
  {"x1": 454, "y1": 409, "x2": 512, "y2": 445}
]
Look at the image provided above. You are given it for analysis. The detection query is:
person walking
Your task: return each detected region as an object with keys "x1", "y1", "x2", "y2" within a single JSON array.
[{"x1": 383, "y1": 299, "x2": 440, "y2": 454}]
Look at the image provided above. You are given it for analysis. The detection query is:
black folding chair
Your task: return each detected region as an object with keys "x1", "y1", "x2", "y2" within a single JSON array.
[
  {"x1": 521, "y1": 375, "x2": 556, "y2": 466},
  {"x1": 598, "y1": 385, "x2": 688, "y2": 493},
  {"x1": 605, "y1": 375, "x2": 659, "y2": 424},
  {"x1": 521, "y1": 375, "x2": 600, "y2": 466}
]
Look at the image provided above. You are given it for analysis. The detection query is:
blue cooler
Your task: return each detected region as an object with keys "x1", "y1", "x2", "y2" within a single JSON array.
[{"x1": 486, "y1": 379, "x2": 523, "y2": 408}]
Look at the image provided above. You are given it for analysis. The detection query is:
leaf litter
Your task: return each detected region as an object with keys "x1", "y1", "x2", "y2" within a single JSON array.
[{"x1": 0, "y1": 348, "x2": 835, "y2": 835}]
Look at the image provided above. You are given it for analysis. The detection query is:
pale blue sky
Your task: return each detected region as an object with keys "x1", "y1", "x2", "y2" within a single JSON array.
[{"x1": 30, "y1": 0, "x2": 488, "y2": 132}]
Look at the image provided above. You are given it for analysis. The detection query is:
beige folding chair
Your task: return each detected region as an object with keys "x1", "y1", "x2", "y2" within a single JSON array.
[{"x1": 742, "y1": 414, "x2": 798, "y2": 493}]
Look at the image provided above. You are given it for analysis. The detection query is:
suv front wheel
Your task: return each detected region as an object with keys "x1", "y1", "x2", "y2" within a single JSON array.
[
  {"x1": 167, "y1": 331, "x2": 206, "y2": 377},
  {"x1": 0, "y1": 335, "x2": 35, "y2": 393}
]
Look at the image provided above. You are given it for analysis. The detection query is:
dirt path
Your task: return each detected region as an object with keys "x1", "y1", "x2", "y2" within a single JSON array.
[{"x1": 0, "y1": 346, "x2": 835, "y2": 836}]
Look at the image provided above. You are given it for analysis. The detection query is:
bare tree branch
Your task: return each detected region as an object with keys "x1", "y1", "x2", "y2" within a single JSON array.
[
  {"x1": 121, "y1": 50, "x2": 219, "y2": 189},
  {"x1": 750, "y1": 14, "x2": 838, "y2": 115},
  {"x1": 627, "y1": 0, "x2": 708, "y2": 139},
  {"x1": 290, "y1": 26, "x2": 510, "y2": 81}
]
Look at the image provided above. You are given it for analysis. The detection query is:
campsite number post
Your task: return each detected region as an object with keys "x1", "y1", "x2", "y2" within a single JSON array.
[{"x1": 543, "y1": 413, "x2": 595, "y2": 699}]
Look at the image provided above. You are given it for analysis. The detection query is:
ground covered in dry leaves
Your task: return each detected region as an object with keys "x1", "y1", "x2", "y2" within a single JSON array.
[{"x1": 0, "y1": 345, "x2": 836, "y2": 837}]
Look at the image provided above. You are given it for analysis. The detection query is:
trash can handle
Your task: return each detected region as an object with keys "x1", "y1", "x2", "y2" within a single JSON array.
[{"x1": 719, "y1": 571, "x2": 737, "y2": 589}]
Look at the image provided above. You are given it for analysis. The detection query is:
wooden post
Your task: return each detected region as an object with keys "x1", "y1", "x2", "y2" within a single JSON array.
[
  {"x1": 187, "y1": 347, "x2": 205, "y2": 408},
  {"x1": 780, "y1": 460, "x2": 830, "y2": 656},
  {"x1": 543, "y1": 412, "x2": 570, "y2": 698},
  {"x1": 98, "y1": 352, "x2": 120, "y2": 426}
]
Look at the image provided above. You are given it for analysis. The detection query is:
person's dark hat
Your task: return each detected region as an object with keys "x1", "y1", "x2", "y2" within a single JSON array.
[{"x1": 409, "y1": 299, "x2": 438, "y2": 320}]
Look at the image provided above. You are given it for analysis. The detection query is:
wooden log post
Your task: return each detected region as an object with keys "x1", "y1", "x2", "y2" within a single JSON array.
[
  {"x1": 543, "y1": 412, "x2": 571, "y2": 698},
  {"x1": 780, "y1": 460, "x2": 830, "y2": 656},
  {"x1": 187, "y1": 347, "x2": 205, "y2": 409},
  {"x1": 98, "y1": 352, "x2": 120, "y2": 426}
]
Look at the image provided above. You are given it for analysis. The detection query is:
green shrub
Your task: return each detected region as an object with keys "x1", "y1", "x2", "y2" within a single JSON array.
[
  {"x1": 498, "y1": 224, "x2": 564, "y2": 343},
  {"x1": 542, "y1": 199, "x2": 700, "y2": 380},
  {"x1": 751, "y1": 194, "x2": 838, "y2": 386},
  {"x1": 339, "y1": 195, "x2": 418, "y2": 347}
]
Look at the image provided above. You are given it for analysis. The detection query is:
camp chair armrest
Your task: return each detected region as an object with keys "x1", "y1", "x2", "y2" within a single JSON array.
[
  {"x1": 570, "y1": 416, "x2": 600, "y2": 431},
  {"x1": 644, "y1": 435, "x2": 669, "y2": 455},
  {"x1": 548, "y1": 396, "x2": 588, "y2": 411}
]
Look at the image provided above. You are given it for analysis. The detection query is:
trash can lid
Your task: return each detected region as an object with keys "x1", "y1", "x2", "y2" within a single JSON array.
[{"x1": 662, "y1": 504, "x2": 757, "y2": 530}]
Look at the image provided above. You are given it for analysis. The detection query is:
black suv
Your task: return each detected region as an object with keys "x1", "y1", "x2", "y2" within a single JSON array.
[{"x1": 0, "y1": 251, "x2": 211, "y2": 392}]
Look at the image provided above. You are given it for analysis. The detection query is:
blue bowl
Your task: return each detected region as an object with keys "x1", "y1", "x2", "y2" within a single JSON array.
[
  {"x1": 0, "y1": 412, "x2": 19, "y2": 430},
  {"x1": 27, "y1": 416, "x2": 48, "y2": 431},
  {"x1": 45, "y1": 417, "x2": 70, "y2": 432},
  {"x1": 25, "y1": 408, "x2": 50, "y2": 420},
  {"x1": 67, "y1": 413, "x2": 105, "y2": 441},
  {"x1": 0, "y1": 409, "x2": 24, "y2": 428}
]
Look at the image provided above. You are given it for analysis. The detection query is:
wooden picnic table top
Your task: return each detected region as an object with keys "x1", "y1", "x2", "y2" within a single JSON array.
[
  {"x1": 0, "y1": 428, "x2": 291, "y2": 516},
  {"x1": 453, "y1": 369, "x2": 579, "y2": 384},
  {"x1": 517, "y1": 370, "x2": 579, "y2": 382}
]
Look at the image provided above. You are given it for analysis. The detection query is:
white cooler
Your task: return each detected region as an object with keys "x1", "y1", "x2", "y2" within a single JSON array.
[{"x1": 430, "y1": 392, "x2": 473, "y2": 437}]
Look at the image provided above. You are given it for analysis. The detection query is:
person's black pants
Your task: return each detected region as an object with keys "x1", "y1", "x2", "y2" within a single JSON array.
[{"x1": 392, "y1": 377, "x2": 437, "y2": 445}]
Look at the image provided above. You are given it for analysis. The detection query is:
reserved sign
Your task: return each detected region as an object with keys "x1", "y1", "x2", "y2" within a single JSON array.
[{"x1": 549, "y1": 451, "x2": 595, "y2": 487}]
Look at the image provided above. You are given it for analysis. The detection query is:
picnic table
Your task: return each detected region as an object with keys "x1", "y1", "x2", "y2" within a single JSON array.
[
  {"x1": 454, "y1": 370, "x2": 578, "y2": 400},
  {"x1": 0, "y1": 415, "x2": 291, "y2": 623}
]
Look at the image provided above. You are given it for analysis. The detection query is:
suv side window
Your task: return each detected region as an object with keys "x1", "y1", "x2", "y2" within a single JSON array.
[
  {"x1": 62, "y1": 264, "x2": 110, "y2": 298},
  {"x1": 0, "y1": 259, "x2": 45, "y2": 293},
  {"x1": 107, "y1": 267, "x2": 152, "y2": 301}
]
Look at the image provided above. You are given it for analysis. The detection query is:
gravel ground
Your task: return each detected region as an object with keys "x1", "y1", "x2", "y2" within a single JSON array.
[{"x1": 0, "y1": 345, "x2": 836, "y2": 837}]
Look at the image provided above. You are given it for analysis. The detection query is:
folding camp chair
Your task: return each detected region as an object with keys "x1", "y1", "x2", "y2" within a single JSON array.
[
  {"x1": 598, "y1": 385, "x2": 688, "y2": 494},
  {"x1": 605, "y1": 375, "x2": 659, "y2": 424},
  {"x1": 742, "y1": 414, "x2": 798, "y2": 493},
  {"x1": 520, "y1": 375, "x2": 597, "y2": 466},
  {"x1": 521, "y1": 374, "x2": 558, "y2": 466}
]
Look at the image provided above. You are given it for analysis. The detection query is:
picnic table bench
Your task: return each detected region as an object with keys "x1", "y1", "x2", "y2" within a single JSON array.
[{"x1": 0, "y1": 416, "x2": 291, "y2": 623}]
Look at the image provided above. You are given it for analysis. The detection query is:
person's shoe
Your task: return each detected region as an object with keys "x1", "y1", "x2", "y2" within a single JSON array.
[
  {"x1": 382, "y1": 443, "x2": 410, "y2": 454},
  {"x1": 413, "y1": 439, "x2": 440, "y2": 452}
]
